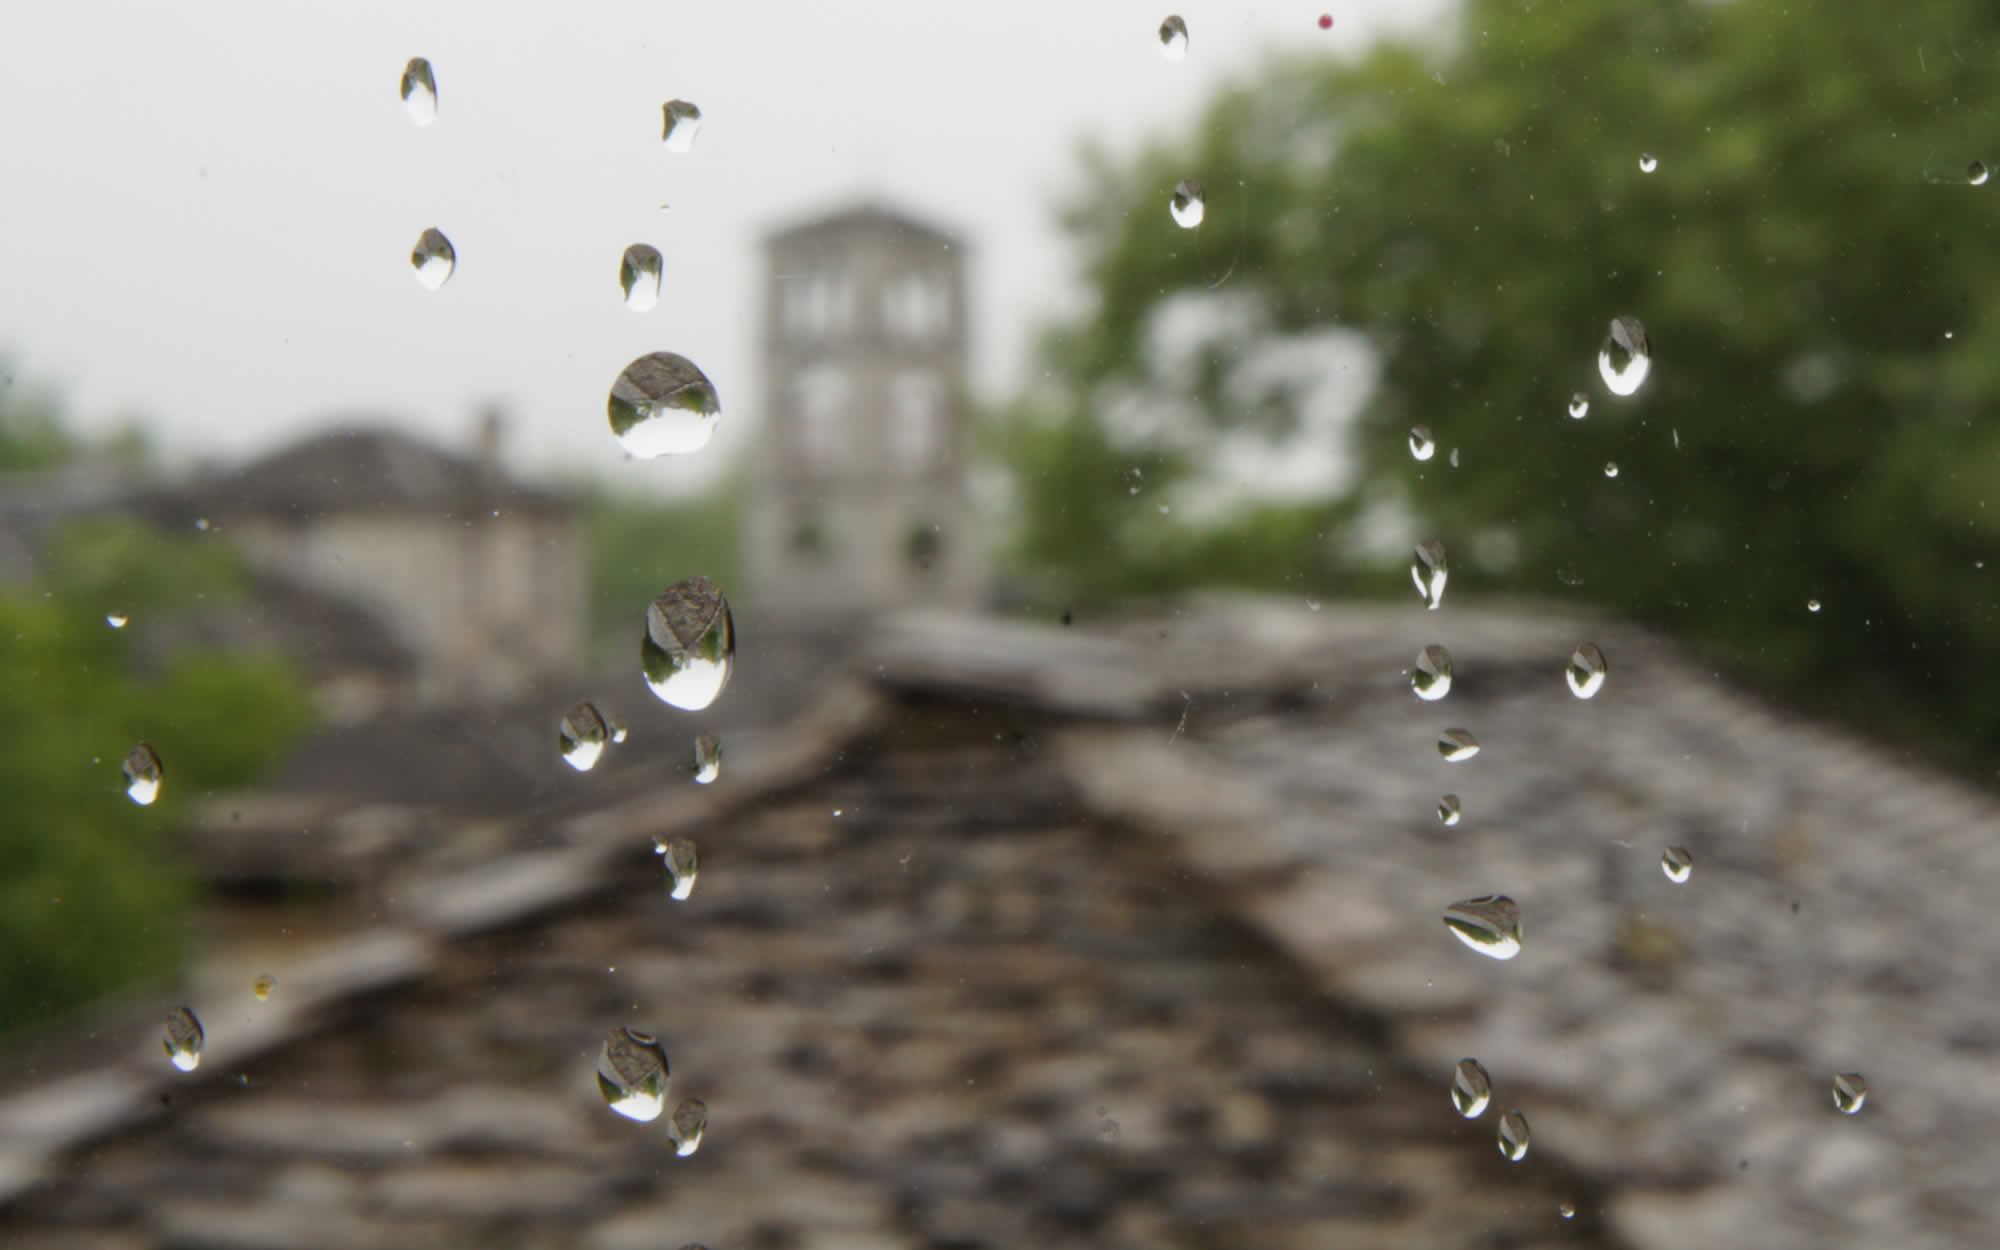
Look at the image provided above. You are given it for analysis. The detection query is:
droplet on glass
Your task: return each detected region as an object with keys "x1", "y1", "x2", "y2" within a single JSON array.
[
  {"x1": 163, "y1": 1007, "x2": 204, "y2": 1072},
  {"x1": 1598, "y1": 315, "x2": 1652, "y2": 397},
  {"x1": 1448, "y1": 447, "x2": 1460, "y2": 468},
  {"x1": 657, "y1": 836, "x2": 699, "y2": 900},
  {"x1": 400, "y1": 57, "x2": 437, "y2": 127},
  {"x1": 123, "y1": 743, "x2": 164, "y2": 806},
  {"x1": 1412, "y1": 644, "x2": 1453, "y2": 702},
  {"x1": 106, "y1": 613, "x2": 128, "y2": 629},
  {"x1": 1661, "y1": 845, "x2": 1693, "y2": 884},
  {"x1": 1451, "y1": 1058, "x2": 1491, "y2": 1118},
  {"x1": 1157, "y1": 14, "x2": 1188, "y2": 60},
  {"x1": 1408, "y1": 425, "x2": 1436, "y2": 461},
  {"x1": 1443, "y1": 894, "x2": 1521, "y2": 960},
  {"x1": 411, "y1": 228, "x2": 455, "y2": 290},
  {"x1": 1497, "y1": 1110, "x2": 1531, "y2": 1161},
  {"x1": 1566, "y1": 643, "x2": 1608, "y2": 699},
  {"x1": 620, "y1": 245, "x2": 663, "y2": 312},
  {"x1": 670, "y1": 1097, "x2": 708, "y2": 1156},
  {"x1": 1099, "y1": 1115, "x2": 1120, "y2": 1142},
  {"x1": 1559, "y1": 1202, "x2": 1576, "y2": 1220},
  {"x1": 559, "y1": 702, "x2": 611, "y2": 772},
  {"x1": 1831, "y1": 1072, "x2": 1867, "y2": 1114},
  {"x1": 1437, "y1": 728, "x2": 1480, "y2": 763},
  {"x1": 642, "y1": 577, "x2": 735, "y2": 710},
  {"x1": 1437, "y1": 794, "x2": 1462, "y2": 827},
  {"x1": 251, "y1": 974, "x2": 276, "y2": 1002},
  {"x1": 1638, "y1": 152, "x2": 1658, "y2": 173},
  {"x1": 693, "y1": 734, "x2": 721, "y2": 785},
  {"x1": 1412, "y1": 539, "x2": 1448, "y2": 611},
  {"x1": 609, "y1": 352, "x2": 721, "y2": 459},
  {"x1": 1169, "y1": 179, "x2": 1206, "y2": 229},
  {"x1": 1603, "y1": 460, "x2": 1619, "y2": 479},
  {"x1": 1807, "y1": 598, "x2": 1822, "y2": 613},
  {"x1": 598, "y1": 1027, "x2": 672, "y2": 1122},
  {"x1": 1970, "y1": 161, "x2": 1990, "y2": 187},
  {"x1": 661, "y1": 100, "x2": 702, "y2": 152},
  {"x1": 1567, "y1": 392, "x2": 1590, "y2": 420}
]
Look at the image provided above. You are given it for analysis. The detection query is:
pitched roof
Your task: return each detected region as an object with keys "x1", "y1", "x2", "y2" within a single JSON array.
[{"x1": 763, "y1": 198, "x2": 966, "y2": 252}]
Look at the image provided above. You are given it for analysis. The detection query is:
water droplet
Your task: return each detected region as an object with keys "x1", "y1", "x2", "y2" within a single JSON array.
[
  {"x1": 163, "y1": 1007, "x2": 204, "y2": 1072},
  {"x1": 1603, "y1": 460, "x2": 1619, "y2": 479},
  {"x1": 657, "y1": 836, "x2": 699, "y2": 901},
  {"x1": 1157, "y1": 14, "x2": 1188, "y2": 60},
  {"x1": 1661, "y1": 845, "x2": 1693, "y2": 884},
  {"x1": 670, "y1": 1097, "x2": 708, "y2": 1156},
  {"x1": 620, "y1": 245, "x2": 663, "y2": 312},
  {"x1": 1408, "y1": 425, "x2": 1436, "y2": 461},
  {"x1": 251, "y1": 974, "x2": 276, "y2": 1001},
  {"x1": 608, "y1": 352, "x2": 721, "y2": 458},
  {"x1": 1597, "y1": 315, "x2": 1652, "y2": 397},
  {"x1": 1970, "y1": 161, "x2": 1990, "y2": 187},
  {"x1": 123, "y1": 743, "x2": 163, "y2": 806},
  {"x1": 1451, "y1": 1058, "x2": 1491, "y2": 1118},
  {"x1": 642, "y1": 577, "x2": 735, "y2": 711},
  {"x1": 1098, "y1": 1115, "x2": 1120, "y2": 1142},
  {"x1": 559, "y1": 702, "x2": 611, "y2": 772},
  {"x1": 1437, "y1": 794, "x2": 1462, "y2": 827},
  {"x1": 1437, "y1": 728, "x2": 1480, "y2": 763},
  {"x1": 693, "y1": 734, "x2": 721, "y2": 785},
  {"x1": 1448, "y1": 447, "x2": 1460, "y2": 468},
  {"x1": 611, "y1": 724, "x2": 629, "y2": 744},
  {"x1": 597, "y1": 1027, "x2": 671, "y2": 1122},
  {"x1": 1559, "y1": 1201, "x2": 1576, "y2": 1220},
  {"x1": 1831, "y1": 1072, "x2": 1867, "y2": 1114},
  {"x1": 1411, "y1": 539, "x2": 1448, "y2": 611},
  {"x1": 410, "y1": 228, "x2": 455, "y2": 290},
  {"x1": 400, "y1": 58, "x2": 437, "y2": 127},
  {"x1": 1807, "y1": 598, "x2": 1822, "y2": 613},
  {"x1": 1565, "y1": 642, "x2": 1608, "y2": 699},
  {"x1": 1442, "y1": 894, "x2": 1520, "y2": 960},
  {"x1": 1412, "y1": 644, "x2": 1453, "y2": 702},
  {"x1": 661, "y1": 100, "x2": 702, "y2": 152},
  {"x1": 1497, "y1": 1110, "x2": 1531, "y2": 1161},
  {"x1": 1567, "y1": 392, "x2": 1590, "y2": 420},
  {"x1": 1638, "y1": 152, "x2": 1658, "y2": 173},
  {"x1": 1169, "y1": 179, "x2": 1206, "y2": 229}
]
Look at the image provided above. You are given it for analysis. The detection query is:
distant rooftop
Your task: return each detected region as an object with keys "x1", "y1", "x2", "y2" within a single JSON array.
[{"x1": 762, "y1": 199, "x2": 966, "y2": 251}]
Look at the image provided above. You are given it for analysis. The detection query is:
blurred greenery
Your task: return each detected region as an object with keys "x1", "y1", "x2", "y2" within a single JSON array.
[
  {"x1": 998, "y1": 0, "x2": 2000, "y2": 759},
  {"x1": 580, "y1": 473, "x2": 743, "y2": 663}
]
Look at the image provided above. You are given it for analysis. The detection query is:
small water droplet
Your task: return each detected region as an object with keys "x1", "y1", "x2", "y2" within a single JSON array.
[
  {"x1": 1408, "y1": 425, "x2": 1436, "y2": 461},
  {"x1": 661, "y1": 100, "x2": 702, "y2": 152},
  {"x1": 693, "y1": 734, "x2": 721, "y2": 785},
  {"x1": 106, "y1": 613, "x2": 127, "y2": 629},
  {"x1": 1566, "y1": 642, "x2": 1608, "y2": 699},
  {"x1": 251, "y1": 974, "x2": 276, "y2": 1002},
  {"x1": 1098, "y1": 1115, "x2": 1120, "y2": 1142},
  {"x1": 1831, "y1": 1072, "x2": 1867, "y2": 1114},
  {"x1": 1661, "y1": 845, "x2": 1693, "y2": 884},
  {"x1": 611, "y1": 725, "x2": 629, "y2": 745},
  {"x1": 410, "y1": 227, "x2": 455, "y2": 290},
  {"x1": 598, "y1": 1027, "x2": 671, "y2": 1122},
  {"x1": 609, "y1": 352, "x2": 721, "y2": 458},
  {"x1": 1443, "y1": 894, "x2": 1520, "y2": 960},
  {"x1": 1497, "y1": 1110, "x2": 1531, "y2": 1160},
  {"x1": 163, "y1": 1007, "x2": 204, "y2": 1072},
  {"x1": 1437, "y1": 794, "x2": 1462, "y2": 827},
  {"x1": 123, "y1": 743, "x2": 163, "y2": 806},
  {"x1": 1603, "y1": 460, "x2": 1619, "y2": 479},
  {"x1": 1157, "y1": 14, "x2": 1188, "y2": 60},
  {"x1": 620, "y1": 245, "x2": 663, "y2": 312},
  {"x1": 657, "y1": 836, "x2": 699, "y2": 901},
  {"x1": 670, "y1": 1097, "x2": 708, "y2": 1156},
  {"x1": 1807, "y1": 598, "x2": 1822, "y2": 613},
  {"x1": 1559, "y1": 1201, "x2": 1576, "y2": 1220},
  {"x1": 1437, "y1": 728, "x2": 1480, "y2": 763},
  {"x1": 1638, "y1": 152, "x2": 1658, "y2": 173},
  {"x1": 1597, "y1": 315, "x2": 1651, "y2": 397},
  {"x1": 1411, "y1": 539, "x2": 1448, "y2": 610},
  {"x1": 1451, "y1": 1058, "x2": 1491, "y2": 1117},
  {"x1": 642, "y1": 577, "x2": 735, "y2": 710},
  {"x1": 559, "y1": 702, "x2": 611, "y2": 772},
  {"x1": 1170, "y1": 179, "x2": 1206, "y2": 229},
  {"x1": 1448, "y1": 447, "x2": 1460, "y2": 468},
  {"x1": 400, "y1": 58, "x2": 437, "y2": 126},
  {"x1": 1412, "y1": 644, "x2": 1453, "y2": 702},
  {"x1": 1970, "y1": 161, "x2": 1990, "y2": 187},
  {"x1": 1568, "y1": 392, "x2": 1590, "y2": 420}
]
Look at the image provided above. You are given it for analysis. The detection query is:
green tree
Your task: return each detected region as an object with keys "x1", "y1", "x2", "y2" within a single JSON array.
[{"x1": 580, "y1": 473, "x2": 743, "y2": 662}]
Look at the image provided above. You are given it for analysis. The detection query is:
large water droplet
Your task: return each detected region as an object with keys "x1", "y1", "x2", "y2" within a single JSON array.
[
  {"x1": 1170, "y1": 179, "x2": 1206, "y2": 229},
  {"x1": 1412, "y1": 539, "x2": 1448, "y2": 611},
  {"x1": 1638, "y1": 152, "x2": 1658, "y2": 173},
  {"x1": 1661, "y1": 846, "x2": 1693, "y2": 884},
  {"x1": 657, "y1": 836, "x2": 699, "y2": 901},
  {"x1": 661, "y1": 100, "x2": 702, "y2": 153},
  {"x1": 670, "y1": 1097, "x2": 708, "y2": 1156},
  {"x1": 642, "y1": 577, "x2": 735, "y2": 710},
  {"x1": 1597, "y1": 316, "x2": 1651, "y2": 397},
  {"x1": 598, "y1": 1027, "x2": 671, "y2": 1122},
  {"x1": 1565, "y1": 643, "x2": 1607, "y2": 699},
  {"x1": 559, "y1": 702, "x2": 611, "y2": 772},
  {"x1": 1448, "y1": 1058, "x2": 1491, "y2": 1117},
  {"x1": 693, "y1": 734, "x2": 721, "y2": 785},
  {"x1": 609, "y1": 352, "x2": 721, "y2": 458},
  {"x1": 1412, "y1": 645, "x2": 1453, "y2": 702},
  {"x1": 123, "y1": 743, "x2": 163, "y2": 806},
  {"x1": 620, "y1": 245, "x2": 663, "y2": 312},
  {"x1": 251, "y1": 973, "x2": 276, "y2": 1002},
  {"x1": 1437, "y1": 728, "x2": 1480, "y2": 763},
  {"x1": 1158, "y1": 15, "x2": 1188, "y2": 59},
  {"x1": 400, "y1": 58, "x2": 437, "y2": 127},
  {"x1": 1831, "y1": 1072, "x2": 1867, "y2": 1114},
  {"x1": 411, "y1": 228, "x2": 455, "y2": 290},
  {"x1": 1497, "y1": 1110, "x2": 1531, "y2": 1161},
  {"x1": 1970, "y1": 161, "x2": 1990, "y2": 187},
  {"x1": 1437, "y1": 794, "x2": 1462, "y2": 827},
  {"x1": 1408, "y1": 425, "x2": 1436, "y2": 461},
  {"x1": 163, "y1": 1007, "x2": 204, "y2": 1072},
  {"x1": 1567, "y1": 392, "x2": 1590, "y2": 420},
  {"x1": 1443, "y1": 894, "x2": 1521, "y2": 960}
]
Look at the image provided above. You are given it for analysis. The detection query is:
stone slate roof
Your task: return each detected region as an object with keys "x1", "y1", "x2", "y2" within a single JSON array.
[{"x1": 763, "y1": 200, "x2": 965, "y2": 253}]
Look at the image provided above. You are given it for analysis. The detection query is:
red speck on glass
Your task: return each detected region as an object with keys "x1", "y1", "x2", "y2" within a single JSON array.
[{"x1": 1318, "y1": 13, "x2": 1333, "y2": 29}]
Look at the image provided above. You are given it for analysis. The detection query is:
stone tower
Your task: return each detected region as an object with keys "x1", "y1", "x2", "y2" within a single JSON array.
[{"x1": 748, "y1": 202, "x2": 983, "y2": 623}]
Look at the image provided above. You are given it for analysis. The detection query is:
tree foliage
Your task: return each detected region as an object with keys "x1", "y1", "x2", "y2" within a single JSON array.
[{"x1": 580, "y1": 474, "x2": 743, "y2": 662}]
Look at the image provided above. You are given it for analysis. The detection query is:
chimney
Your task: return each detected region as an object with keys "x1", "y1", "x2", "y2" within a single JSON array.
[{"x1": 475, "y1": 404, "x2": 506, "y2": 487}]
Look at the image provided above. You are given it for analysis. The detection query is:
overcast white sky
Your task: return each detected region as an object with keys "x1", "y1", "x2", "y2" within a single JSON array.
[{"x1": 0, "y1": 0, "x2": 1450, "y2": 491}]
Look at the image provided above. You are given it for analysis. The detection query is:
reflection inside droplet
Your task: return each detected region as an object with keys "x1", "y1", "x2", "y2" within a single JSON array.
[
  {"x1": 693, "y1": 734, "x2": 721, "y2": 785},
  {"x1": 1831, "y1": 1072, "x2": 1867, "y2": 1114},
  {"x1": 1638, "y1": 152, "x2": 1658, "y2": 173},
  {"x1": 1170, "y1": 179, "x2": 1206, "y2": 229},
  {"x1": 608, "y1": 352, "x2": 721, "y2": 458},
  {"x1": 1437, "y1": 728, "x2": 1480, "y2": 762},
  {"x1": 559, "y1": 702, "x2": 611, "y2": 772},
  {"x1": 671, "y1": 1097, "x2": 708, "y2": 1156},
  {"x1": 657, "y1": 836, "x2": 699, "y2": 901},
  {"x1": 1157, "y1": 14, "x2": 1188, "y2": 60},
  {"x1": 163, "y1": 1007, "x2": 204, "y2": 1072},
  {"x1": 1412, "y1": 645, "x2": 1453, "y2": 702},
  {"x1": 1497, "y1": 1110, "x2": 1531, "y2": 1160},
  {"x1": 1567, "y1": 392, "x2": 1590, "y2": 420},
  {"x1": 1451, "y1": 1058, "x2": 1491, "y2": 1117},
  {"x1": 123, "y1": 743, "x2": 164, "y2": 806},
  {"x1": 400, "y1": 57, "x2": 437, "y2": 127},
  {"x1": 411, "y1": 228, "x2": 455, "y2": 290},
  {"x1": 1412, "y1": 540, "x2": 1448, "y2": 610},
  {"x1": 1597, "y1": 315, "x2": 1651, "y2": 397},
  {"x1": 1565, "y1": 643, "x2": 1608, "y2": 699},
  {"x1": 661, "y1": 100, "x2": 702, "y2": 152},
  {"x1": 620, "y1": 245, "x2": 664, "y2": 312},
  {"x1": 598, "y1": 1027, "x2": 671, "y2": 1122},
  {"x1": 1437, "y1": 794, "x2": 1462, "y2": 827},
  {"x1": 642, "y1": 577, "x2": 735, "y2": 711},
  {"x1": 1443, "y1": 894, "x2": 1520, "y2": 960},
  {"x1": 1408, "y1": 425, "x2": 1436, "y2": 461},
  {"x1": 1661, "y1": 845, "x2": 1693, "y2": 884}
]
